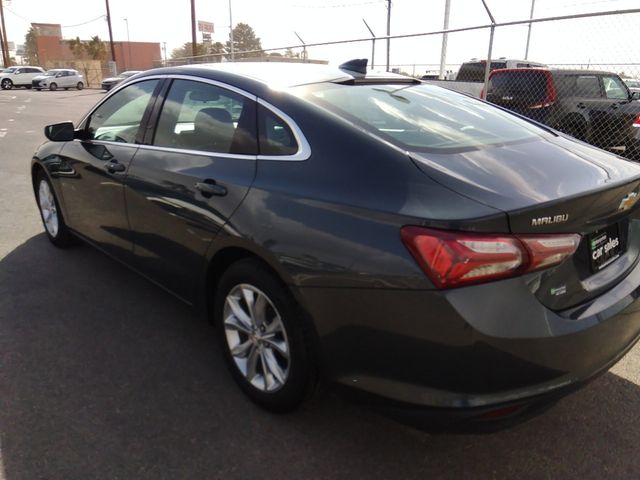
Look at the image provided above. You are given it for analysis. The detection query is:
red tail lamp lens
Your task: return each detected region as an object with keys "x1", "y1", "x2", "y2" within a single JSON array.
[{"x1": 401, "y1": 227, "x2": 580, "y2": 289}]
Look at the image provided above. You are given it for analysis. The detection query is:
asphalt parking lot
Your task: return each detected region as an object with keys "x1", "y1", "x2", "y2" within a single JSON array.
[{"x1": 3, "y1": 88, "x2": 640, "y2": 479}]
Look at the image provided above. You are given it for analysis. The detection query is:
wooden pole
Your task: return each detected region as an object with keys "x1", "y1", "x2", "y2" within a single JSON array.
[
  {"x1": 191, "y1": 0, "x2": 198, "y2": 59},
  {"x1": 105, "y1": 0, "x2": 117, "y2": 63}
]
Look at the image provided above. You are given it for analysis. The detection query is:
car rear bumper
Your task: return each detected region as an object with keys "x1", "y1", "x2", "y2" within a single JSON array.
[{"x1": 298, "y1": 255, "x2": 640, "y2": 415}]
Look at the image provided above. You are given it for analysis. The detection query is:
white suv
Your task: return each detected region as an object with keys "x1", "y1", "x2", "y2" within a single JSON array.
[
  {"x1": 32, "y1": 69, "x2": 85, "y2": 91},
  {"x1": 0, "y1": 66, "x2": 45, "y2": 90}
]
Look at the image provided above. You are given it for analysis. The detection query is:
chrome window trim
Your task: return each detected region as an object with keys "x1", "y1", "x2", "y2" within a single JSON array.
[
  {"x1": 77, "y1": 73, "x2": 311, "y2": 162},
  {"x1": 136, "y1": 143, "x2": 256, "y2": 160}
]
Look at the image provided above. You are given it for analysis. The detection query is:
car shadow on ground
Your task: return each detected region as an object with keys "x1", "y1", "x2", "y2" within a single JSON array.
[{"x1": 2, "y1": 233, "x2": 640, "y2": 479}]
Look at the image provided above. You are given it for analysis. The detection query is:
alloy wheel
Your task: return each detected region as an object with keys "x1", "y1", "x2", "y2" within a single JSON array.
[
  {"x1": 223, "y1": 284, "x2": 290, "y2": 392},
  {"x1": 38, "y1": 180, "x2": 59, "y2": 237}
]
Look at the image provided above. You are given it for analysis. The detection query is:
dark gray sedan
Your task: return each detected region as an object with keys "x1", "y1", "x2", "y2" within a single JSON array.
[
  {"x1": 101, "y1": 70, "x2": 143, "y2": 91},
  {"x1": 31, "y1": 61, "x2": 640, "y2": 428}
]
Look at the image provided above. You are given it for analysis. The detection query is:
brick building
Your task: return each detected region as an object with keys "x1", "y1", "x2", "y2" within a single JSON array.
[{"x1": 31, "y1": 23, "x2": 161, "y2": 72}]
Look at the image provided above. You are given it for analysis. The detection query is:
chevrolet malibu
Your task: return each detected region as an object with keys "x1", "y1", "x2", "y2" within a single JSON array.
[{"x1": 31, "y1": 61, "x2": 640, "y2": 427}]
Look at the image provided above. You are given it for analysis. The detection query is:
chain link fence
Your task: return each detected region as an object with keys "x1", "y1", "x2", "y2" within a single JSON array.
[{"x1": 161, "y1": 7, "x2": 640, "y2": 158}]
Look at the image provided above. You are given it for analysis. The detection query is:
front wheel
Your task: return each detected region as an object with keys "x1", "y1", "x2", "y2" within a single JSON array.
[
  {"x1": 214, "y1": 259, "x2": 317, "y2": 412},
  {"x1": 49, "y1": 82, "x2": 57, "y2": 91},
  {"x1": 35, "y1": 171, "x2": 77, "y2": 248},
  {"x1": 77, "y1": 82, "x2": 84, "y2": 90},
  {"x1": 1, "y1": 78, "x2": 12, "y2": 90}
]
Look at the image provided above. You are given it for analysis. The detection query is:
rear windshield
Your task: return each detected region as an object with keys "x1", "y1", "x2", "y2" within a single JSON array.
[
  {"x1": 457, "y1": 62, "x2": 506, "y2": 82},
  {"x1": 487, "y1": 71, "x2": 548, "y2": 106},
  {"x1": 299, "y1": 83, "x2": 544, "y2": 153}
]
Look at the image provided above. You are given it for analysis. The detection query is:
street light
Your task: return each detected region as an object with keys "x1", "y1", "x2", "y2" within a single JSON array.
[{"x1": 123, "y1": 18, "x2": 131, "y2": 70}]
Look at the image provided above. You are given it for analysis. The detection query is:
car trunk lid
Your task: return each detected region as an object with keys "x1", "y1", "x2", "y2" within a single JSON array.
[{"x1": 410, "y1": 136, "x2": 640, "y2": 310}]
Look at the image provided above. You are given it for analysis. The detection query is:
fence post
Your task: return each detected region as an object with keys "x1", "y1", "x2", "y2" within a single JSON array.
[
  {"x1": 439, "y1": 0, "x2": 451, "y2": 79},
  {"x1": 480, "y1": 0, "x2": 496, "y2": 98},
  {"x1": 483, "y1": 24, "x2": 495, "y2": 97}
]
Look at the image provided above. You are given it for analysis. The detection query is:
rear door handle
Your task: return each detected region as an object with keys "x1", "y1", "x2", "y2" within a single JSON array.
[
  {"x1": 105, "y1": 160, "x2": 126, "y2": 173},
  {"x1": 195, "y1": 180, "x2": 227, "y2": 197},
  {"x1": 576, "y1": 102, "x2": 586, "y2": 109}
]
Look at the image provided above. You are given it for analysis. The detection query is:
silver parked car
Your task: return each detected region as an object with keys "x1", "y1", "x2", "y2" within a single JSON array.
[
  {"x1": 0, "y1": 66, "x2": 45, "y2": 90},
  {"x1": 32, "y1": 69, "x2": 84, "y2": 91}
]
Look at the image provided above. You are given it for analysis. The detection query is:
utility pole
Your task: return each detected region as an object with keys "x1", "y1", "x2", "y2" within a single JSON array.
[
  {"x1": 439, "y1": 0, "x2": 451, "y2": 79},
  {"x1": 524, "y1": 0, "x2": 536, "y2": 60},
  {"x1": 0, "y1": 23, "x2": 6, "y2": 68},
  {"x1": 386, "y1": 0, "x2": 391, "y2": 71},
  {"x1": 0, "y1": 0, "x2": 10, "y2": 68},
  {"x1": 123, "y1": 18, "x2": 131, "y2": 69},
  {"x1": 362, "y1": 19, "x2": 376, "y2": 70},
  {"x1": 190, "y1": 0, "x2": 197, "y2": 59},
  {"x1": 105, "y1": 0, "x2": 116, "y2": 63},
  {"x1": 228, "y1": 0, "x2": 234, "y2": 61}
]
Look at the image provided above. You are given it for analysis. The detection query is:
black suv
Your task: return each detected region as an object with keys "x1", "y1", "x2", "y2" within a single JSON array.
[{"x1": 485, "y1": 68, "x2": 640, "y2": 160}]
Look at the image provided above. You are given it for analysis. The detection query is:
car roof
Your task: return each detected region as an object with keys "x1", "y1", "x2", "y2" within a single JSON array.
[{"x1": 139, "y1": 62, "x2": 412, "y2": 89}]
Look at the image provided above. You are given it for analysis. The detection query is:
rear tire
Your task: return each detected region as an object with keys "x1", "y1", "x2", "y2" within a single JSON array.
[
  {"x1": 214, "y1": 258, "x2": 317, "y2": 412},
  {"x1": 77, "y1": 82, "x2": 84, "y2": 90},
  {"x1": 49, "y1": 82, "x2": 58, "y2": 91},
  {"x1": 34, "y1": 171, "x2": 77, "y2": 248}
]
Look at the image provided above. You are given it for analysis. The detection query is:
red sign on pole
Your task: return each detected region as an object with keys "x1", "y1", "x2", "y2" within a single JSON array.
[{"x1": 198, "y1": 21, "x2": 214, "y2": 33}]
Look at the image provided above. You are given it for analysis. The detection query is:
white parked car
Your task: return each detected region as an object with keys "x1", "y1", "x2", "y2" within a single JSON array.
[
  {"x1": 0, "y1": 66, "x2": 45, "y2": 90},
  {"x1": 32, "y1": 69, "x2": 84, "y2": 91}
]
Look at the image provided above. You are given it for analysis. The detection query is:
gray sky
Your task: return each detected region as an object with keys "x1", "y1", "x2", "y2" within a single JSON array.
[{"x1": 3, "y1": 0, "x2": 640, "y2": 73}]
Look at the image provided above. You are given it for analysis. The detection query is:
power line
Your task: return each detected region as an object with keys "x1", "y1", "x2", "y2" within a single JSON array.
[
  {"x1": 4, "y1": 7, "x2": 105, "y2": 28},
  {"x1": 62, "y1": 15, "x2": 106, "y2": 28}
]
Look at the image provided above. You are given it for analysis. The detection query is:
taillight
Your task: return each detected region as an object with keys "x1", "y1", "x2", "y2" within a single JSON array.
[
  {"x1": 401, "y1": 227, "x2": 580, "y2": 288},
  {"x1": 518, "y1": 234, "x2": 581, "y2": 271},
  {"x1": 633, "y1": 114, "x2": 640, "y2": 128}
]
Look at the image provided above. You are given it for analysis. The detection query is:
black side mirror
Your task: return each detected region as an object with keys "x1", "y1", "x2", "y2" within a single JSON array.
[{"x1": 44, "y1": 122, "x2": 75, "y2": 142}]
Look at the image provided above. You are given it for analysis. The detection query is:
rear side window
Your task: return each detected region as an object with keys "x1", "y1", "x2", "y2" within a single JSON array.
[
  {"x1": 258, "y1": 105, "x2": 298, "y2": 155},
  {"x1": 153, "y1": 79, "x2": 257, "y2": 155},
  {"x1": 87, "y1": 79, "x2": 159, "y2": 143},
  {"x1": 575, "y1": 76, "x2": 601, "y2": 98},
  {"x1": 302, "y1": 83, "x2": 543, "y2": 153},
  {"x1": 487, "y1": 71, "x2": 548, "y2": 106}
]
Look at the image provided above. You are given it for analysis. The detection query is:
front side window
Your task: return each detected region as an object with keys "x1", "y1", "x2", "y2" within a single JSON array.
[
  {"x1": 602, "y1": 76, "x2": 628, "y2": 100},
  {"x1": 153, "y1": 79, "x2": 257, "y2": 155},
  {"x1": 87, "y1": 79, "x2": 159, "y2": 144},
  {"x1": 301, "y1": 83, "x2": 543, "y2": 153}
]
